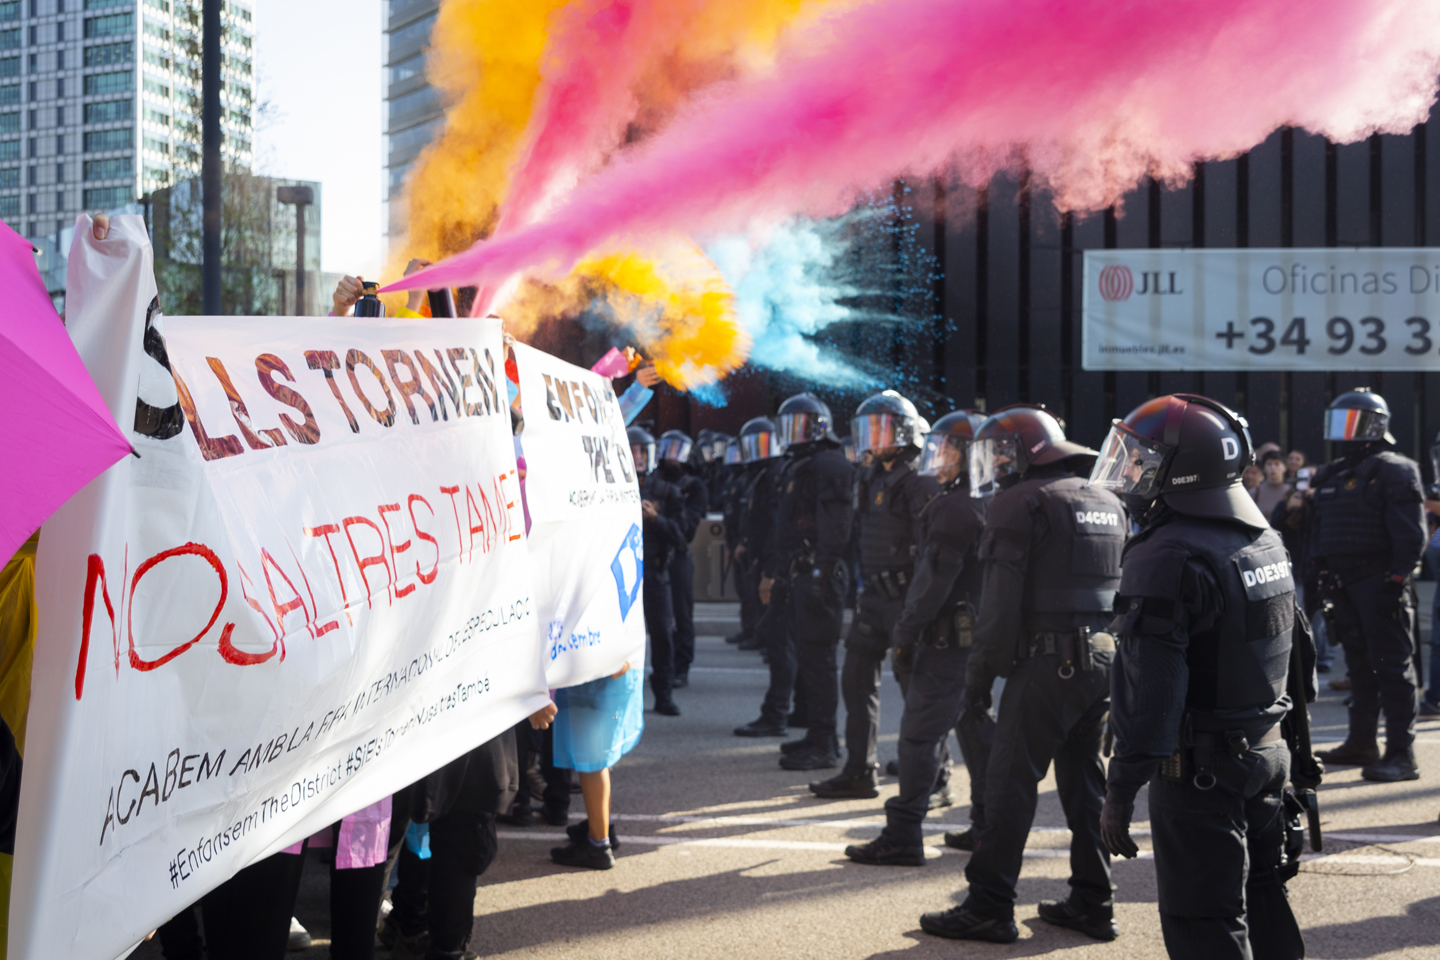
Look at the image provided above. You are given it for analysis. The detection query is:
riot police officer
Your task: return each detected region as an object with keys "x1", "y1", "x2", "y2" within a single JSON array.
[
  {"x1": 811, "y1": 392, "x2": 935, "y2": 795},
  {"x1": 721, "y1": 438, "x2": 763, "y2": 646},
  {"x1": 1091, "y1": 394, "x2": 1304, "y2": 960},
  {"x1": 845, "y1": 411, "x2": 995, "y2": 864},
  {"x1": 657, "y1": 430, "x2": 709, "y2": 689},
  {"x1": 630, "y1": 426, "x2": 687, "y2": 716},
  {"x1": 1309, "y1": 389, "x2": 1425, "y2": 781},
  {"x1": 919, "y1": 405, "x2": 1121, "y2": 944},
  {"x1": 732, "y1": 418, "x2": 786, "y2": 659},
  {"x1": 735, "y1": 396, "x2": 854, "y2": 768}
]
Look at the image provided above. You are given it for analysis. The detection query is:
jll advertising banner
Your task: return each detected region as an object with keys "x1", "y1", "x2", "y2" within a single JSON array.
[
  {"x1": 512, "y1": 343, "x2": 646, "y2": 689},
  {"x1": 17, "y1": 217, "x2": 549, "y2": 960}
]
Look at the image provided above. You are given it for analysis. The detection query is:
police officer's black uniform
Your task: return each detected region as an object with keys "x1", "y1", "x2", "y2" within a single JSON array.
[
  {"x1": 920, "y1": 405, "x2": 1120, "y2": 945},
  {"x1": 657, "y1": 432, "x2": 708, "y2": 689},
  {"x1": 844, "y1": 411, "x2": 995, "y2": 863},
  {"x1": 1308, "y1": 390, "x2": 1425, "y2": 782},
  {"x1": 631, "y1": 427, "x2": 687, "y2": 715},
  {"x1": 1093, "y1": 394, "x2": 1305, "y2": 960},
  {"x1": 722, "y1": 458, "x2": 763, "y2": 645}
]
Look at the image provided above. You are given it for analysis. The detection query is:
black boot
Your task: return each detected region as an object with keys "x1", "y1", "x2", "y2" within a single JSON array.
[
  {"x1": 734, "y1": 716, "x2": 787, "y2": 737},
  {"x1": 1362, "y1": 747, "x2": 1420, "y2": 782},
  {"x1": 810, "y1": 766, "x2": 879, "y2": 799},
  {"x1": 845, "y1": 833, "x2": 925, "y2": 866},
  {"x1": 1037, "y1": 899, "x2": 1119, "y2": 941},
  {"x1": 566, "y1": 818, "x2": 620, "y2": 851},
  {"x1": 780, "y1": 735, "x2": 812, "y2": 754},
  {"x1": 919, "y1": 906, "x2": 1018, "y2": 943},
  {"x1": 1316, "y1": 740, "x2": 1380, "y2": 766},
  {"x1": 942, "y1": 828, "x2": 975, "y2": 851},
  {"x1": 550, "y1": 838, "x2": 615, "y2": 869},
  {"x1": 779, "y1": 734, "x2": 839, "y2": 771}
]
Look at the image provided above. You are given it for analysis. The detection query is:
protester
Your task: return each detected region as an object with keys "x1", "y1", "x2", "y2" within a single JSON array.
[
  {"x1": 1242, "y1": 462, "x2": 1263, "y2": 493},
  {"x1": 1287, "y1": 448, "x2": 1309, "y2": 480},
  {"x1": 1252, "y1": 450, "x2": 1293, "y2": 519}
]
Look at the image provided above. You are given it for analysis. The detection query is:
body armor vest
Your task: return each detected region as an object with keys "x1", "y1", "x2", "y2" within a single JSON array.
[
  {"x1": 923, "y1": 488, "x2": 987, "y2": 616},
  {"x1": 1026, "y1": 477, "x2": 1126, "y2": 616},
  {"x1": 1119, "y1": 517, "x2": 1293, "y2": 720},
  {"x1": 857, "y1": 461, "x2": 922, "y2": 574},
  {"x1": 1310, "y1": 454, "x2": 1391, "y2": 570}
]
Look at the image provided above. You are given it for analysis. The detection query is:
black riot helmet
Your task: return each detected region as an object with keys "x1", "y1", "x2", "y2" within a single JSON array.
[
  {"x1": 777, "y1": 392, "x2": 838, "y2": 447},
  {"x1": 852, "y1": 390, "x2": 925, "y2": 457},
  {"x1": 703, "y1": 431, "x2": 733, "y2": 463},
  {"x1": 628, "y1": 426, "x2": 657, "y2": 476},
  {"x1": 1088, "y1": 393, "x2": 1267, "y2": 529},
  {"x1": 1324, "y1": 387, "x2": 1395, "y2": 445},
  {"x1": 917, "y1": 410, "x2": 986, "y2": 485},
  {"x1": 739, "y1": 416, "x2": 782, "y2": 462},
  {"x1": 657, "y1": 429, "x2": 694, "y2": 465},
  {"x1": 968, "y1": 404, "x2": 1097, "y2": 496},
  {"x1": 723, "y1": 437, "x2": 743, "y2": 467}
]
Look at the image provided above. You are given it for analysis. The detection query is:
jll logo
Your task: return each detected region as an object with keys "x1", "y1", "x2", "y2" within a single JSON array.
[{"x1": 1098, "y1": 265, "x2": 1133, "y2": 302}]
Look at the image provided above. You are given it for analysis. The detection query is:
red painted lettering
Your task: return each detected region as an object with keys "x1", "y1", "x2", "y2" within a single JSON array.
[
  {"x1": 304, "y1": 523, "x2": 354, "y2": 626},
  {"x1": 377, "y1": 503, "x2": 415, "y2": 599},
  {"x1": 408, "y1": 494, "x2": 439, "y2": 585},
  {"x1": 128, "y1": 544, "x2": 233, "y2": 672},
  {"x1": 343, "y1": 516, "x2": 392, "y2": 607}
]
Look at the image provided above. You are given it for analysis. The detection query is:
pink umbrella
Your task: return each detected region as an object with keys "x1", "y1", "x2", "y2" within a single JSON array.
[{"x1": 0, "y1": 220, "x2": 131, "y2": 565}]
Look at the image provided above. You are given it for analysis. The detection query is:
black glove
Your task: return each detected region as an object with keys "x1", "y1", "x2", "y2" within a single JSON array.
[
  {"x1": 1378, "y1": 577, "x2": 1407, "y2": 620},
  {"x1": 960, "y1": 682, "x2": 992, "y2": 717},
  {"x1": 1100, "y1": 788, "x2": 1138, "y2": 859}
]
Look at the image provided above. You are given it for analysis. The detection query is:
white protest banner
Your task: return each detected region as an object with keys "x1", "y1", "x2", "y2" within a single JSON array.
[
  {"x1": 1083, "y1": 248, "x2": 1440, "y2": 371},
  {"x1": 512, "y1": 343, "x2": 646, "y2": 689},
  {"x1": 18, "y1": 217, "x2": 548, "y2": 960}
]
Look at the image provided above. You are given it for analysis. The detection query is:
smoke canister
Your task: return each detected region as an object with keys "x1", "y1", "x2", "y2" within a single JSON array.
[
  {"x1": 354, "y1": 281, "x2": 385, "y2": 317},
  {"x1": 427, "y1": 287, "x2": 456, "y2": 318}
]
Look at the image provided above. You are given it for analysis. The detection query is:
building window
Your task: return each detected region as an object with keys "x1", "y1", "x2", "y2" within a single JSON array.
[
  {"x1": 24, "y1": 107, "x2": 30, "y2": 129},
  {"x1": 55, "y1": 20, "x2": 63, "y2": 42},
  {"x1": 24, "y1": 79, "x2": 30, "y2": 100},
  {"x1": 0, "y1": 167, "x2": 15, "y2": 189},
  {"x1": 389, "y1": 53, "x2": 424, "y2": 87},
  {"x1": 83, "y1": 185, "x2": 129, "y2": 207},
  {"x1": 55, "y1": 48, "x2": 63, "y2": 70},
  {"x1": 85, "y1": 0, "x2": 131, "y2": 8},
  {"x1": 83, "y1": 155, "x2": 130, "y2": 180},
  {"x1": 25, "y1": 163, "x2": 31, "y2": 185},
  {"x1": 83, "y1": 127, "x2": 129, "y2": 151},
  {"x1": 0, "y1": 3, "x2": 16, "y2": 24},
  {"x1": 0, "y1": 84, "x2": 15, "y2": 106},
  {"x1": 55, "y1": 76, "x2": 63, "y2": 97},
  {"x1": 26, "y1": 191, "x2": 32, "y2": 213},
  {"x1": 54, "y1": 133, "x2": 61, "y2": 152},
  {"x1": 142, "y1": 133, "x2": 167, "y2": 153},
  {"x1": 86, "y1": 42, "x2": 134, "y2": 67},
  {"x1": 83, "y1": 71, "x2": 133, "y2": 96},
  {"x1": 0, "y1": 140, "x2": 16, "y2": 161},
  {"x1": 54, "y1": 105, "x2": 61, "y2": 125},
  {"x1": 84, "y1": 98, "x2": 129, "y2": 124},
  {"x1": 26, "y1": 135, "x2": 32, "y2": 157},
  {"x1": 142, "y1": 19, "x2": 169, "y2": 42},
  {"x1": 142, "y1": 105, "x2": 167, "y2": 125},
  {"x1": 0, "y1": 57, "x2": 14, "y2": 78},
  {"x1": 142, "y1": 77, "x2": 168, "y2": 98},
  {"x1": 144, "y1": 0, "x2": 170, "y2": 11},
  {"x1": 142, "y1": 48, "x2": 168, "y2": 70},
  {"x1": 26, "y1": 53, "x2": 33, "y2": 73},
  {"x1": 83, "y1": 14, "x2": 133, "y2": 39},
  {"x1": 0, "y1": 195, "x2": 16, "y2": 219},
  {"x1": 54, "y1": 190, "x2": 61, "y2": 210},
  {"x1": 54, "y1": 161, "x2": 61, "y2": 181},
  {"x1": 0, "y1": 111, "x2": 16, "y2": 134}
]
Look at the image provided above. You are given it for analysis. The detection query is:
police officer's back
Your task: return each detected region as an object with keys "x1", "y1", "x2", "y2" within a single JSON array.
[
  {"x1": 656, "y1": 431, "x2": 708, "y2": 689},
  {"x1": 630, "y1": 427, "x2": 686, "y2": 716},
  {"x1": 1307, "y1": 389, "x2": 1425, "y2": 782},
  {"x1": 1090, "y1": 394, "x2": 1304, "y2": 960}
]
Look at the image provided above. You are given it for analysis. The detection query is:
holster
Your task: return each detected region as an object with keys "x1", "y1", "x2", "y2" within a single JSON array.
[
  {"x1": 1160, "y1": 715, "x2": 1283, "y2": 790},
  {"x1": 924, "y1": 602, "x2": 975, "y2": 650},
  {"x1": 874, "y1": 568, "x2": 911, "y2": 602}
]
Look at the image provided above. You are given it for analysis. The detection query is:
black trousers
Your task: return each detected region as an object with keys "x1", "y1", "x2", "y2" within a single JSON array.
[
  {"x1": 200, "y1": 850, "x2": 305, "y2": 960},
  {"x1": 759, "y1": 582, "x2": 798, "y2": 725},
  {"x1": 793, "y1": 571, "x2": 846, "y2": 737},
  {"x1": 391, "y1": 814, "x2": 500, "y2": 958},
  {"x1": 1328, "y1": 572, "x2": 1419, "y2": 753},
  {"x1": 644, "y1": 568, "x2": 676, "y2": 700},
  {"x1": 1150, "y1": 741, "x2": 1303, "y2": 960},
  {"x1": 733, "y1": 552, "x2": 763, "y2": 635},
  {"x1": 670, "y1": 551, "x2": 696, "y2": 675},
  {"x1": 883, "y1": 641, "x2": 993, "y2": 846},
  {"x1": 510, "y1": 722, "x2": 571, "y2": 819},
  {"x1": 840, "y1": 592, "x2": 905, "y2": 772},
  {"x1": 963, "y1": 650, "x2": 1113, "y2": 920}
]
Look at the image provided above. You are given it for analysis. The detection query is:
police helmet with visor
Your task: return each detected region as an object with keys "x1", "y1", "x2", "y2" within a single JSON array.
[
  {"x1": 628, "y1": 426, "x2": 657, "y2": 476},
  {"x1": 968, "y1": 404, "x2": 1096, "y2": 496},
  {"x1": 1088, "y1": 393, "x2": 1267, "y2": 529},
  {"x1": 723, "y1": 438, "x2": 743, "y2": 467},
  {"x1": 852, "y1": 390, "x2": 925, "y2": 457},
  {"x1": 704, "y1": 432, "x2": 733, "y2": 463},
  {"x1": 777, "y1": 392, "x2": 838, "y2": 447},
  {"x1": 657, "y1": 430, "x2": 694, "y2": 465},
  {"x1": 739, "y1": 417, "x2": 782, "y2": 462},
  {"x1": 918, "y1": 410, "x2": 987, "y2": 484},
  {"x1": 1324, "y1": 388, "x2": 1395, "y2": 444}
]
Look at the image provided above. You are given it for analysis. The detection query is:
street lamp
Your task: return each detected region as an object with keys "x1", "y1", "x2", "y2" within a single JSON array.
[{"x1": 276, "y1": 185, "x2": 314, "y2": 316}]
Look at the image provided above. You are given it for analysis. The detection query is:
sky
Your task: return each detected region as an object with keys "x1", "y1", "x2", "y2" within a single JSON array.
[{"x1": 252, "y1": 0, "x2": 385, "y2": 278}]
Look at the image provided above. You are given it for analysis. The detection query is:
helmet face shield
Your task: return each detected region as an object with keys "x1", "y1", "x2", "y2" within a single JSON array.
[
  {"x1": 852, "y1": 413, "x2": 909, "y2": 455},
  {"x1": 1089, "y1": 423, "x2": 1170, "y2": 498},
  {"x1": 740, "y1": 430, "x2": 780, "y2": 462},
  {"x1": 1324, "y1": 406, "x2": 1389, "y2": 442},
  {"x1": 723, "y1": 440, "x2": 742, "y2": 466},
  {"x1": 657, "y1": 434, "x2": 693, "y2": 464},
  {"x1": 778, "y1": 411, "x2": 823, "y2": 447},
  {"x1": 631, "y1": 441, "x2": 656, "y2": 475},
  {"x1": 968, "y1": 437, "x2": 1019, "y2": 496},
  {"x1": 917, "y1": 433, "x2": 966, "y2": 480}
]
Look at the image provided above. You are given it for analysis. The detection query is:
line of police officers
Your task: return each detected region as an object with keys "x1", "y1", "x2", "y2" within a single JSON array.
[{"x1": 690, "y1": 384, "x2": 1427, "y2": 959}]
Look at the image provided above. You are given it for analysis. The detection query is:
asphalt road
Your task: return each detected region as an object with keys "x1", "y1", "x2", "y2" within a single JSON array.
[{"x1": 139, "y1": 595, "x2": 1440, "y2": 959}]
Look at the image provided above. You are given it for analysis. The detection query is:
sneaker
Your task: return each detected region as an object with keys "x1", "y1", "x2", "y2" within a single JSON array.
[
  {"x1": 1362, "y1": 751, "x2": 1420, "y2": 782},
  {"x1": 810, "y1": 768, "x2": 880, "y2": 799},
  {"x1": 287, "y1": 917, "x2": 311, "y2": 951},
  {"x1": 780, "y1": 741, "x2": 840, "y2": 771},
  {"x1": 1037, "y1": 899, "x2": 1119, "y2": 941},
  {"x1": 550, "y1": 839, "x2": 616, "y2": 870},
  {"x1": 1329, "y1": 676, "x2": 1352, "y2": 691},
  {"x1": 919, "y1": 905, "x2": 1018, "y2": 943},
  {"x1": 1420, "y1": 700, "x2": 1440, "y2": 718},
  {"x1": 651, "y1": 699, "x2": 681, "y2": 716},
  {"x1": 927, "y1": 783, "x2": 954, "y2": 810},
  {"x1": 942, "y1": 829, "x2": 976, "y2": 852},
  {"x1": 845, "y1": 834, "x2": 926, "y2": 866},
  {"x1": 1316, "y1": 740, "x2": 1381, "y2": 766},
  {"x1": 734, "y1": 717, "x2": 787, "y2": 737},
  {"x1": 566, "y1": 818, "x2": 621, "y2": 851}
]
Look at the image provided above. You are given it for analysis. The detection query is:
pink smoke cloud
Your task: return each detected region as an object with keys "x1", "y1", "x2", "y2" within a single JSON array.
[{"x1": 386, "y1": 0, "x2": 1440, "y2": 295}]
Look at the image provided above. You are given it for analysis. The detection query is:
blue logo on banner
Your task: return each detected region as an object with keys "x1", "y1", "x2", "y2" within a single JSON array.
[{"x1": 610, "y1": 523, "x2": 643, "y2": 620}]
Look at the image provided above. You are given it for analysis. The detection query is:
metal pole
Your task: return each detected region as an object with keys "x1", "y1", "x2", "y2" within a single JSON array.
[
  {"x1": 202, "y1": 0, "x2": 222, "y2": 314},
  {"x1": 294, "y1": 204, "x2": 305, "y2": 316}
]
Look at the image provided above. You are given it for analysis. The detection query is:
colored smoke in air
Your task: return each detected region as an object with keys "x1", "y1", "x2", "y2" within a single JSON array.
[{"x1": 392, "y1": 0, "x2": 1440, "y2": 297}]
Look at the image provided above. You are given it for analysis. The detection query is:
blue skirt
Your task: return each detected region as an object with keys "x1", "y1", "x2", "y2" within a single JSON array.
[{"x1": 553, "y1": 668, "x2": 645, "y2": 773}]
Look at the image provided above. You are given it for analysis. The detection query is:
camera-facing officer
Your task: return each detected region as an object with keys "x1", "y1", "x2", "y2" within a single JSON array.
[
  {"x1": 810, "y1": 392, "x2": 936, "y2": 795},
  {"x1": 1091, "y1": 394, "x2": 1305, "y2": 960},
  {"x1": 656, "y1": 430, "x2": 708, "y2": 689},
  {"x1": 844, "y1": 411, "x2": 995, "y2": 865},
  {"x1": 920, "y1": 405, "x2": 1122, "y2": 945},
  {"x1": 1308, "y1": 389, "x2": 1426, "y2": 781},
  {"x1": 721, "y1": 438, "x2": 764, "y2": 647},
  {"x1": 630, "y1": 426, "x2": 687, "y2": 716}
]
